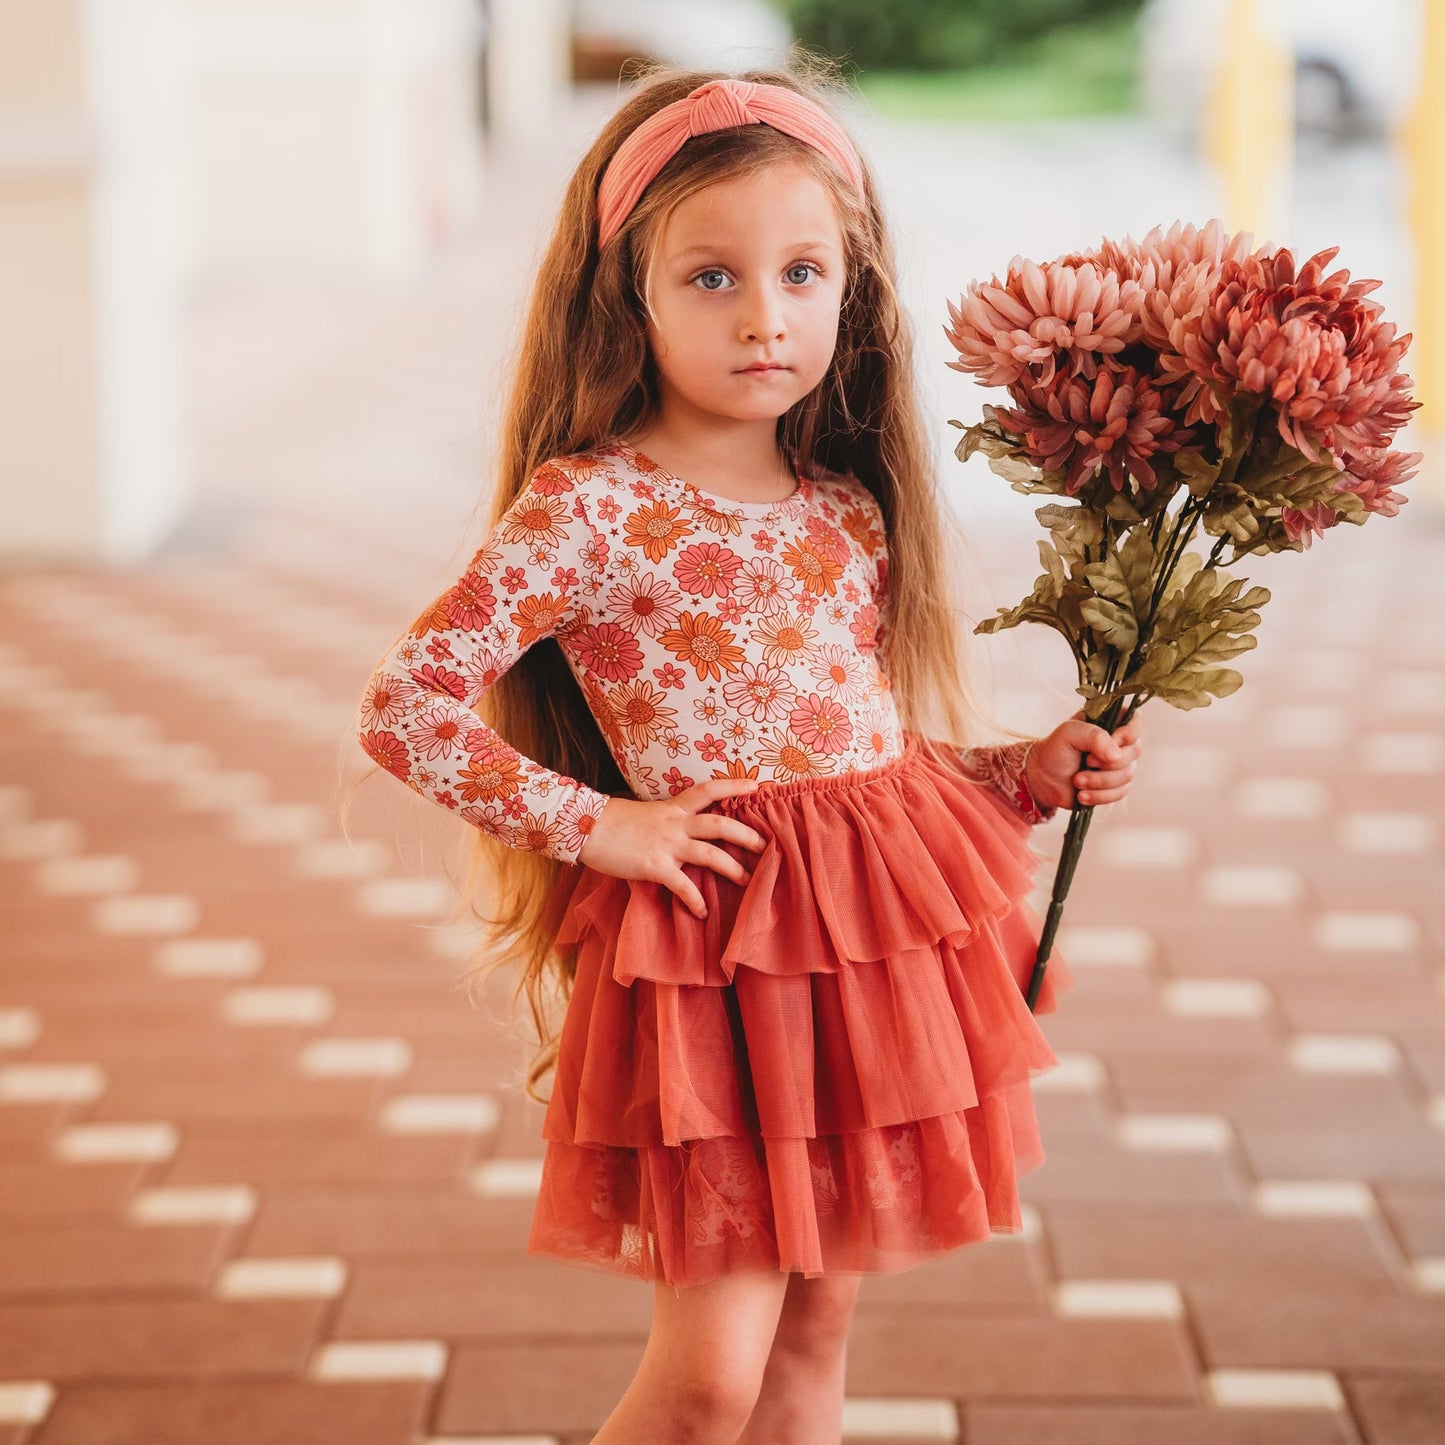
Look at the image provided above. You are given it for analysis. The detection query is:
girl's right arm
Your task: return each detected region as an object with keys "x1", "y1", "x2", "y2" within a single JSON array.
[
  {"x1": 357, "y1": 464, "x2": 615, "y2": 866},
  {"x1": 358, "y1": 462, "x2": 769, "y2": 906}
]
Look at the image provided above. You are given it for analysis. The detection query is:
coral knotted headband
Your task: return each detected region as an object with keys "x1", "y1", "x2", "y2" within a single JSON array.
[{"x1": 596, "y1": 78, "x2": 866, "y2": 250}]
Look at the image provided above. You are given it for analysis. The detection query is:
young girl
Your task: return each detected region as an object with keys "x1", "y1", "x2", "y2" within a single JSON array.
[{"x1": 358, "y1": 63, "x2": 1141, "y2": 1445}]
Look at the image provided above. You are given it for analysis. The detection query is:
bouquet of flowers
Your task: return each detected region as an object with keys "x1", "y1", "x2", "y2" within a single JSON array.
[{"x1": 944, "y1": 219, "x2": 1421, "y2": 1011}]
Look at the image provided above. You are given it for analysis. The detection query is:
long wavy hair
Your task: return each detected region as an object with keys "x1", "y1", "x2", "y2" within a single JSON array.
[{"x1": 345, "y1": 53, "x2": 1034, "y2": 1106}]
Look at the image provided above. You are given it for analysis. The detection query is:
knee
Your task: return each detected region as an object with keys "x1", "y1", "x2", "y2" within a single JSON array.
[
  {"x1": 665, "y1": 1366, "x2": 764, "y2": 1440},
  {"x1": 773, "y1": 1279, "x2": 860, "y2": 1363}
]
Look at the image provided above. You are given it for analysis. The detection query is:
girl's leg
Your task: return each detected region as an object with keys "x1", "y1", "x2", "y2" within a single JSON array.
[
  {"x1": 735, "y1": 1273, "x2": 862, "y2": 1445},
  {"x1": 590, "y1": 1267, "x2": 791, "y2": 1445}
]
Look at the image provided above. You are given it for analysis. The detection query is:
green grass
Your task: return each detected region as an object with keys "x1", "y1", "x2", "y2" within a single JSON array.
[{"x1": 855, "y1": 9, "x2": 1144, "y2": 122}]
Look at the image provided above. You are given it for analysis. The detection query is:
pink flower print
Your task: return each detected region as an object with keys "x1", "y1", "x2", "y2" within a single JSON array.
[
  {"x1": 662, "y1": 763, "x2": 697, "y2": 795},
  {"x1": 435, "y1": 790, "x2": 458, "y2": 810},
  {"x1": 674, "y1": 541, "x2": 743, "y2": 598},
  {"x1": 499, "y1": 565, "x2": 531, "y2": 595},
  {"x1": 850, "y1": 601, "x2": 881, "y2": 654},
  {"x1": 443, "y1": 570, "x2": 498, "y2": 629},
  {"x1": 697, "y1": 733, "x2": 729, "y2": 763},
  {"x1": 424, "y1": 636, "x2": 454, "y2": 662},
  {"x1": 791, "y1": 693, "x2": 853, "y2": 754},
  {"x1": 808, "y1": 644, "x2": 867, "y2": 702},
  {"x1": 410, "y1": 662, "x2": 469, "y2": 701},
  {"x1": 716, "y1": 595, "x2": 748, "y2": 625},
  {"x1": 608, "y1": 572, "x2": 683, "y2": 635},
  {"x1": 361, "y1": 673, "x2": 417, "y2": 730},
  {"x1": 572, "y1": 620, "x2": 646, "y2": 683},
  {"x1": 722, "y1": 661, "x2": 797, "y2": 722},
  {"x1": 407, "y1": 704, "x2": 468, "y2": 760},
  {"x1": 750, "y1": 527, "x2": 778, "y2": 552},
  {"x1": 595, "y1": 492, "x2": 623, "y2": 523},
  {"x1": 360, "y1": 728, "x2": 410, "y2": 780},
  {"x1": 653, "y1": 662, "x2": 687, "y2": 689},
  {"x1": 661, "y1": 733, "x2": 692, "y2": 759},
  {"x1": 734, "y1": 558, "x2": 796, "y2": 614}
]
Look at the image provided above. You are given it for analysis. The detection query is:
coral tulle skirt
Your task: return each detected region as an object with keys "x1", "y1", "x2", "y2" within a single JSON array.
[{"x1": 525, "y1": 730, "x2": 1075, "y2": 1288}]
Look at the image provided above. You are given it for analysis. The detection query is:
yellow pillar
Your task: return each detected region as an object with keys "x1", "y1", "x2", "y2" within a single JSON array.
[
  {"x1": 1202, "y1": 0, "x2": 1294, "y2": 248},
  {"x1": 1400, "y1": 0, "x2": 1444, "y2": 513}
]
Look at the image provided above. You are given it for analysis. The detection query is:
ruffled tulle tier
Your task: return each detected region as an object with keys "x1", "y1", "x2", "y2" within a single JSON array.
[{"x1": 526, "y1": 732, "x2": 1074, "y2": 1286}]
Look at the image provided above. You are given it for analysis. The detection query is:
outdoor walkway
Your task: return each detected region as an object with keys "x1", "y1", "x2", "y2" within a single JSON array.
[{"x1": 1, "y1": 92, "x2": 1443, "y2": 1445}]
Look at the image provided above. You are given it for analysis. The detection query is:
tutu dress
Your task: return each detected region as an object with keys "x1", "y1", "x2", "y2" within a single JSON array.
[{"x1": 359, "y1": 438, "x2": 1074, "y2": 1287}]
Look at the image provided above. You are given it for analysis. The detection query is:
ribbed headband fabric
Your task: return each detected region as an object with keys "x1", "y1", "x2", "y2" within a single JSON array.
[{"x1": 595, "y1": 78, "x2": 865, "y2": 250}]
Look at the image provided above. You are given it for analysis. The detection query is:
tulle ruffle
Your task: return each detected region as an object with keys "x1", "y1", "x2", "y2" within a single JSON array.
[{"x1": 526, "y1": 732, "x2": 1074, "y2": 1286}]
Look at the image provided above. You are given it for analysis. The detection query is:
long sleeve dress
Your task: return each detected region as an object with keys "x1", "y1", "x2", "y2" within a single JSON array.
[{"x1": 358, "y1": 438, "x2": 1055, "y2": 864}]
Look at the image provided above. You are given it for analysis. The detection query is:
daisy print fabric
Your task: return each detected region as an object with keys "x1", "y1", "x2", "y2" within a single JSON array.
[{"x1": 359, "y1": 439, "x2": 1054, "y2": 865}]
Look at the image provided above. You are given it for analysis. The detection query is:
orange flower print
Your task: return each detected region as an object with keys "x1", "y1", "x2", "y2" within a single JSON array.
[
  {"x1": 624, "y1": 499, "x2": 694, "y2": 564},
  {"x1": 561, "y1": 452, "x2": 608, "y2": 482},
  {"x1": 750, "y1": 610, "x2": 818, "y2": 669},
  {"x1": 489, "y1": 489, "x2": 574, "y2": 559},
  {"x1": 754, "y1": 727, "x2": 837, "y2": 783},
  {"x1": 572, "y1": 620, "x2": 646, "y2": 683},
  {"x1": 659, "y1": 611, "x2": 747, "y2": 682},
  {"x1": 674, "y1": 541, "x2": 743, "y2": 598},
  {"x1": 790, "y1": 693, "x2": 853, "y2": 754},
  {"x1": 687, "y1": 503, "x2": 745, "y2": 538},
  {"x1": 837, "y1": 500, "x2": 879, "y2": 548},
  {"x1": 456, "y1": 738, "x2": 525, "y2": 803},
  {"x1": 604, "y1": 678, "x2": 681, "y2": 748},
  {"x1": 713, "y1": 755, "x2": 760, "y2": 781},
  {"x1": 510, "y1": 591, "x2": 571, "y2": 648},
  {"x1": 607, "y1": 572, "x2": 683, "y2": 635},
  {"x1": 781, "y1": 533, "x2": 845, "y2": 597},
  {"x1": 361, "y1": 728, "x2": 411, "y2": 780},
  {"x1": 722, "y1": 661, "x2": 797, "y2": 722},
  {"x1": 510, "y1": 810, "x2": 567, "y2": 856}
]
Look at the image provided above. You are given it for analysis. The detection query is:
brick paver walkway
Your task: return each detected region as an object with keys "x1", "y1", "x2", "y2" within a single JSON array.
[{"x1": 2, "y1": 92, "x2": 1443, "y2": 1444}]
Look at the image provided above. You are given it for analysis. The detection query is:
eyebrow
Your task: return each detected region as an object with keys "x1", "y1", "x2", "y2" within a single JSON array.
[{"x1": 670, "y1": 240, "x2": 839, "y2": 258}]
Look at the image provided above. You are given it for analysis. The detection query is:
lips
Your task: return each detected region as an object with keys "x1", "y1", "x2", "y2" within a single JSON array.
[{"x1": 739, "y1": 363, "x2": 788, "y2": 373}]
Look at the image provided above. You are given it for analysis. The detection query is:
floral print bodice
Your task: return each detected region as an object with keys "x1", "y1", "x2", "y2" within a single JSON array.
[{"x1": 358, "y1": 439, "x2": 1055, "y2": 864}]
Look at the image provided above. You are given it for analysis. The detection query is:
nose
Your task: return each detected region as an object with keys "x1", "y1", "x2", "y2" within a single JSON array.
[{"x1": 739, "y1": 282, "x2": 786, "y2": 345}]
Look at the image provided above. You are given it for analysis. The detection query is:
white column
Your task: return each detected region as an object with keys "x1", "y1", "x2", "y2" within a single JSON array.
[
  {"x1": 0, "y1": 0, "x2": 190, "y2": 565},
  {"x1": 184, "y1": 0, "x2": 486, "y2": 285}
]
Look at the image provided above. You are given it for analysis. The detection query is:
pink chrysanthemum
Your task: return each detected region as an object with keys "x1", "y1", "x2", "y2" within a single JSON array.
[{"x1": 1168, "y1": 244, "x2": 1419, "y2": 461}]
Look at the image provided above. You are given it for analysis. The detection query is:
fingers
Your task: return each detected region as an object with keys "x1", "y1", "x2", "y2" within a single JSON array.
[
  {"x1": 664, "y1": 867, "x2": 708, "y2": 920},
  {"x1": 682, "y1": 837, "x2": 754, "y2": 887},
  {"x1": 690, "y1": 813, "x2": 769, "y2": 854}
]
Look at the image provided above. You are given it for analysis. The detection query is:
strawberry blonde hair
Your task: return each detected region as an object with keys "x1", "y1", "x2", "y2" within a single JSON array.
[{"x1": 347, "y1": 54, "x2": 1030, "y2": 1105}]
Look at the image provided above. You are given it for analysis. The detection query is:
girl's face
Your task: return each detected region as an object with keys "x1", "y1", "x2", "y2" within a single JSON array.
[{"x1": 642, "y1": 159, "x2": 847, "y2": 429}]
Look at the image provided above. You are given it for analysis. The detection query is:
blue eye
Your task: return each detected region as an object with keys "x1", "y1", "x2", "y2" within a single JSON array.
[
  {"x1": 786, "y1": 262, "x2": 821, "y2": 285},
  {"x1": 693, "y1": 268, "x2": 730, "y2": 291}
]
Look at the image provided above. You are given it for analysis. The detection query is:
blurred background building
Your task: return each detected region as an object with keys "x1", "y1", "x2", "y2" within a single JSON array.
[{"x1": 0, "y1": 0, "x2": 1439, "y2": 566}]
